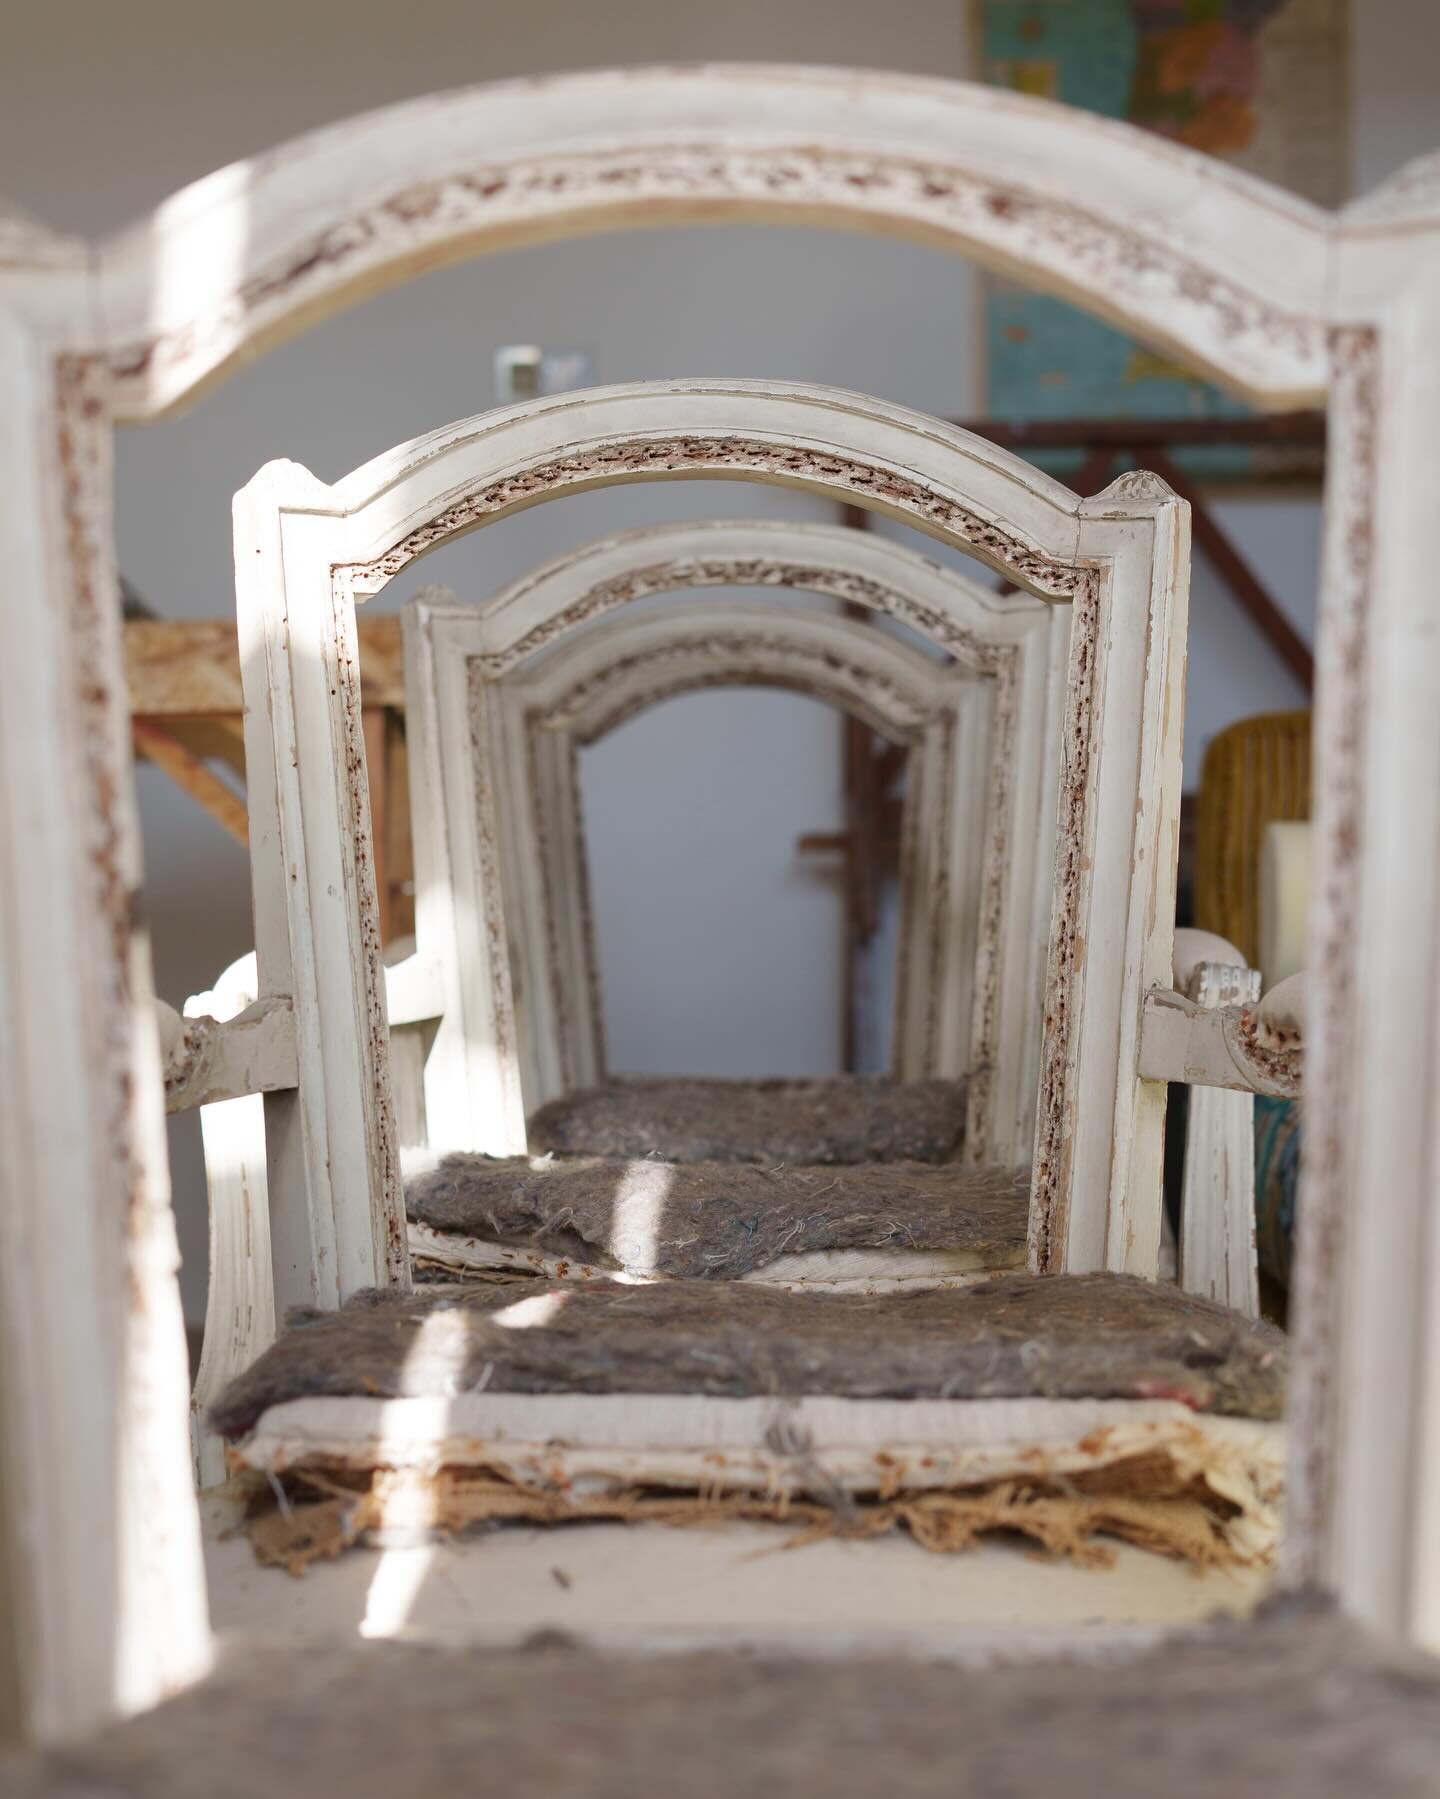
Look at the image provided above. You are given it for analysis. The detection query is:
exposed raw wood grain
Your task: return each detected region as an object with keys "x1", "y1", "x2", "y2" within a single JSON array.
[
  {"x1": 132, "y1": 720, "x2": 248, "y2": 846},
  {"x1": 382, "y1": 711, "x2": 415, "y2": 942},
  {"x1": 164, "y1": 717, "x2": 248, "y2": 773},
  {"x1": 125, "y1": 617, "x2": 406, "y2": 716}
]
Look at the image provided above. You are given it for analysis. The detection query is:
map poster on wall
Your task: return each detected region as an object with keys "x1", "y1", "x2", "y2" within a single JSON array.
[{"x1": 979, "y1": 0, "x2": 1349, "y2": 484}]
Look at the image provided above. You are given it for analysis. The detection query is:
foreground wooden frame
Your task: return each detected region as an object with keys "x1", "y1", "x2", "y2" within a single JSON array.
[
  {"x1": 404, "y1": 517, "x2": 1069, "y2": 1159},
  {"x1": 1, "y1": 65, "x2": 1437, "y2": 1743}
]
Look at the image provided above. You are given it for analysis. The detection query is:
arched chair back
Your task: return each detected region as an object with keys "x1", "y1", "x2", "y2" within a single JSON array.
[
  {"x1": 403, "y1": 517, "x2": 1069, "y2": 1165},
  {"x1": 230, "y1": 379, "x2": 1189, "y2": 1313}
]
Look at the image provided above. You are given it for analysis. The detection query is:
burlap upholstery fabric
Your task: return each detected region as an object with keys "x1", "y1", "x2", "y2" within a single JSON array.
[
  {"x1": 527, "y1": 1076, "x2": 968, "y2": 1164},
  {"x1": 211, "y1": 1273, "x2": 1285, "y2": 1442},
  {"x1": 406, "y1": 1154, "x2": 1027, "y2": 1279}
]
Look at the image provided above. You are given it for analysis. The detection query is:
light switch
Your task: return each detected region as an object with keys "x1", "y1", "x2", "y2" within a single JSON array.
[{"x1": 494, "y1": 344, "x2": 594, "y2": 404}]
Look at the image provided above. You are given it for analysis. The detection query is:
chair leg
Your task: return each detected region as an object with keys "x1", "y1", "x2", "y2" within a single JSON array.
[{"x1": 1179, "y1": 960, "x2": 1262, "y2": 1317}]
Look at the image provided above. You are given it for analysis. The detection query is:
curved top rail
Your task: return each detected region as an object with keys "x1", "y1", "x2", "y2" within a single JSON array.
[
  {"x1": 96, "y1": 64, "x2": 1331, "y2": 416},
  {"x1": 479, "y1": 597, "x2": 956, "y2": 745},
  {"x1": 242, "y1": 377, "x2": 1157, "y2": 604},
  {"x1": 468, "y1": 515, "x2": 1050, "y2": 674}
]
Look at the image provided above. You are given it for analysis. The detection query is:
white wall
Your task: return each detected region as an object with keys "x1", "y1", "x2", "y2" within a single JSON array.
[
  {"x1": 3, "y1": 0, "x2": 1436, "y2": 1318},
  {"x1": 581, "y1": 688, "x2": 848, "y2": 1078}
]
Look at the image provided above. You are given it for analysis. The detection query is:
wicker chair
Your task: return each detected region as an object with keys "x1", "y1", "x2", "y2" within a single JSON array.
[
  {"x1": 1194, "y1": 710, "x2": 1311, "y2": 969},
  {"x1": 1194, "y1": 710, "x2": 1312, "y2": 1308}
]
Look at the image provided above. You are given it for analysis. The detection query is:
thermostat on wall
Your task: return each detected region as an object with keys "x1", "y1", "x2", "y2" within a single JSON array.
[{"x1": 495, "y1": 344, "x2": 594, "y2": 403}]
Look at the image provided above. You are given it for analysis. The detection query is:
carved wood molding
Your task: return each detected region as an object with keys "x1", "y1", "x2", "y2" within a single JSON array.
[
  {"x1": 482, "y1": 555, "x2": 1010, "y2": 681},
  {"x1": 335, "y1": 437, "x2": 1091, "y2": 604},
  {"x1": 411, "y1": 515, "x2": 1064, "y2": 1159},
  {"x1": 106, "y1": 148, "x2": 1323, "y2": 411},
  {"x1": 90, "y1": 70, "x2": 1333, "y2": 418},
  {"x1": 511, "y1": 619, "x2": 967, "y2": 1102},
  {"x1": 1138, "y1": 986, "x2": 1302, "y2": 1099},
  {"x1": 161, "y1": 997, "x2": 299, "y2": 1114}
]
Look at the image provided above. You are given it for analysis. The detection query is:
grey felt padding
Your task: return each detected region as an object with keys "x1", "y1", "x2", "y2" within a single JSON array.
[
  {"x1": 7, "y1": 1601, "x2": 1440, "y2": 1799},
  {"x1": 209, "y1": 1273, "x2": 1286, "y2": 1442},
  {"x1": 527, "y1": 1076, "x2": 968, "y2": 1164},
  {"x1": 406, "y1": 1154, "x2": 1028, "y2": 1278}
]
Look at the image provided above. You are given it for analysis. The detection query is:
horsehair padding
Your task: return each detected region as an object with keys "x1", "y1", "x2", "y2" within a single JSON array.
[
  {"x1": 230, "y1": 1388, "x2": 1285, "y2": 1571},
  {"x1": 8, "y1": 1604, "x2": 1438, "y2": 1799},
  {"x1": 525, "y1": 1076, "x2": 969, "y2": 1164},
  {"x1": 210, "y1": 1274, "x2": 1285, "y2": 1442},
  {"x1": 240, "y1": 1442, "x2": 1277, "y2": 1576},
  {"x1": 404, "y1": 1155, "x2": 1026, "y2": 1280}
]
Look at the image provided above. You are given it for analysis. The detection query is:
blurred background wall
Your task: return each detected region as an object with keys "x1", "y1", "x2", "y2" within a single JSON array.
[{"x1": 1, "y1": 0, "x2": 1435, "y2": 1318}]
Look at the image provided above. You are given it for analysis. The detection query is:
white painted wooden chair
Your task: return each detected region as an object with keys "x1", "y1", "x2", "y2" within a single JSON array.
[
  {"x1": 391, "y1": 489, "x2": 1281, "y2": 1323},
  {"x1": 399, "y1": 540, "x2": 1285, "y2": 1312},
  {"x1": 8, "y1": 67, "x2": 1439, "y2": 1740},
  {"x1": 180, "y1": 504, "x2": 1291, "y2": 1486},
  {"x1": 171, "y1": 386, "x2": 1182, "y2": 1479},
  {"x1": 402, "y1": 517, "x2": 1070, "y2": 1164},
  {"x1": 197, "y1": 378, "x2": 1191, "y2": 1332}
]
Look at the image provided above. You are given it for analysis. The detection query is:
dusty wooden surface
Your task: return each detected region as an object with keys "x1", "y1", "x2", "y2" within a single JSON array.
[
  {"x1": 124, "y1": 616, "x2": 407, "y2": 715},
  {"x1": 126, "y1": 618, "x2": 413, "y2": 929}
]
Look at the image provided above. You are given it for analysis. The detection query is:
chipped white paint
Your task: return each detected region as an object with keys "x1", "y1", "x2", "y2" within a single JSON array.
[
  {"x1": 183, "y1": 956, "x2": 278, "y2": 1490},
  {"x1": 404, "y1": 517, "x2": 1068, "y2": 1166},
  {"x1": 2, "y1": 74, "x2": 1438, "y2": 1737},
  {"x1": 1284, "y1": 177, "x2": 1440, "y2": 1647},
  {"x1": 180, "y1": 941, "x2": 452, "y2": 1487},
  {"x1": 0, "y1": 222, "x2": 210, "y2": 1744},
  {"x1": 92, "y1": 68, "x2": 1331, "y2": 418},
  {"x1": 1254, "y1": 971, "x2": 1308, "y2": 1051},
  {"x1": 498, "y1": 603, "x2": 982, "y2": 1105},
  {"x1": 234, "y1": 462, "x2": 409, "y2": 1319},
  {"x1": 1178, "y1": 957, "x2": 1263, "y2": 1320},
  {"x1": 239, "y1": 380, "x2": 1188, "y2": 1292},
  {"x1": 1137, "y1": 990, "x2": 1300, "y2": 1099},
  {"x1": 161, "y1": 996, "x2": 297, "y2": 1114}
]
